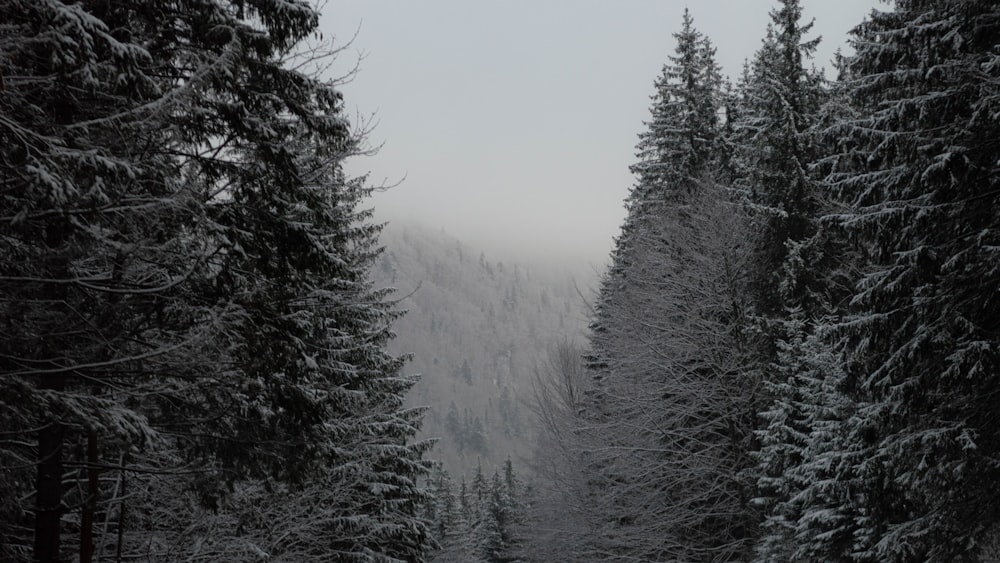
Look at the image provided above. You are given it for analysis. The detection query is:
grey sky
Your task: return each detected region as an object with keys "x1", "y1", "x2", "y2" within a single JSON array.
[{"x1": 320, "y1": 1, "x2": 880, "y2": 265}]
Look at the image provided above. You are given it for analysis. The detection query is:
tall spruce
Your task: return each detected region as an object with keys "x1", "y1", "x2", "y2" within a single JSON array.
[
  {"x1": 0, "y1": 1, "x2": 232, "y2": 557},
  {"x1": 589, "y1": 9, "x2": 725, "y2": 378},
  {"x1": 729, "y1": 3, "x2": 847, "y2": 559},
  {"x1": 625, "y1": 8, "x2": 724, "y2": 234},
  {"x1": 828, "y1": 1, "x2": 1000, "y2": 560},
  {"x1": 0, "y1": 0, "x2": 431, "y2": 560},
  {"x1": 760, "y1": 53, "x2": 870, "y2": 563},
  {"x1": 753, "y1": 317, "x2": 862, "y2": 562},
  {"x1": 731, "y1": 0, "x2": 827, "y2": 314},
  {"x1": 589, "y1": 8, "x2": 725, "y2": 383}
]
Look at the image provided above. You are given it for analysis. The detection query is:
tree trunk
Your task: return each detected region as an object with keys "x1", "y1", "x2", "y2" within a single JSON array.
[
  {"x1": 80, "y1": 430, "x2": 98, "y2": 563},
  {"x1": 34, "y1": 421, "x2": 65, "y2": 562},
  {"x1": 116, "y1": 453, "x2": 126, "y2": 563}
]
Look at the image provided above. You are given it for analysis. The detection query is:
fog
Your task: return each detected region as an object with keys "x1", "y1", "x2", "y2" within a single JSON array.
[{"x1": 320, "y1": 0, "x2": 879, "y2": 266}]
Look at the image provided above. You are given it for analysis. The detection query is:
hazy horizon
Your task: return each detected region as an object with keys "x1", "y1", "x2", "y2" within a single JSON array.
[{"x1": 321, "y1": 0, "x2": 880, "y2": 265}]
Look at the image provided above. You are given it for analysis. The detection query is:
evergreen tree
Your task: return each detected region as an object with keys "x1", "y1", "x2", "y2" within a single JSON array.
[
  {"x1": 588, "y1": 9, "x2": 727, "y2": 400},
  {"x1": 731, "y1": 0, "x2": 827, "y2": 314},
  {"x1": 0, "y1": 0, "x2": 241, "y2": 557},
  {"x1": 753, "y1": 318, "x2": 862, "y2": 562},
  {"x1": 730, "y1": 5, "x2": 852, "y2": 560},
  {"x1": 829, "y1": 1, "x2": 1000, "y2": 559},
  {"x1": 474, "y1": 472, "x2": 509, "y2": 563},
  {"x1": 0, "y1": 1, "x2": 432, "y2": 560},
  {"x1": 612, "y1": 7, "x2": 725, "y2": 266},
  {"x1": 471, "y1": 463, "x2": 529, "y2": 563}
]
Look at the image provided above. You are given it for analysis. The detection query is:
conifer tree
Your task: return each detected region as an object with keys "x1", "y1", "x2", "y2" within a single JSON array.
[
  {"x1": 731, "y1": 5, "x2": 853, "y2": 560},
  {"x1": 753, "y1": 50, "x2": 868, "y2": 563},
  {"x1": 734, "y1": 1, "x2": 828, "y2": 313},
  {"x1": 0, "y1": 1, "x2": 432, "y2": 560},
  {"x1": 618, "y1": 8, "x2": 725, "y2": 252},
  {"x1": 588, "y1": 10, "x2": 727, "y2": 398},
  {"x1": 0, "y1": 1, "x2": 240, "y2": 556},
  {"x1": 731, "y1": 0, "x2": 827, "y2": 314},
  {"x1": 829, "y1": 1, "x2": 1000, "y2": 559},
  {"x1": 753, "y1": 318, "x2": 861, "y2": 562}
]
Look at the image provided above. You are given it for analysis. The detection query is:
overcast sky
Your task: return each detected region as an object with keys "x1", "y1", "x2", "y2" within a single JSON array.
[{"x1": 319, "y1": 0, "x2": 880, "y2": 265}]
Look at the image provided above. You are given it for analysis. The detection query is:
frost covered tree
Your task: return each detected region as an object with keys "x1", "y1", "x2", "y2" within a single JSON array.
[
  {"x1": 753, "y1": 317, "x2": 863, "y2": 562},
  {"x1": 584, "y1": 8, "x2": 726, "y2": 342},
  {"x1": 424, "y1": 464, "x2": 460, "y2": 550},
  {"x1": 726, "y1": 5, "x2": 866, "y2": 560},
  {"x1": 619, "y1": 8, "x2": 725, "y2": 247},
  {"x1": 0, "y1": 0, "x2": 431, "y2": 560},
  {"x1": 467, "y1": 460, "x2": 528, "y2": 563},
  {"x1": 584, "y1": 179, "x2": 757, "y2": 562},
  {"x1": 566, "y1": 11, "x2": 760, "y2": 561},
  {"x1": 590, "y1": 9, "x2": 727, "y2": 382},
  {"x1": 731, "y1": 0, "x2": 827, "y2": 315},
  {"x1": 0, "y1": 1, "x2": 232, "y2": 558},
  {"x1": 826, "y1": 0, "x2": 1000, "y2": 560},
  {"x1": 521, "y1": 342, "x2": 604, "y2": 562},
  {"x1": 749, "y1": 49, "x2": 868, "y2": 563}
]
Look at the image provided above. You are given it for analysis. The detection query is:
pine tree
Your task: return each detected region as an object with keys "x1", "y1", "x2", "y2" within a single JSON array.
[
  {"x1": 0, "y1": 1, "x2": 432, "y2": 560},
  {"x1": 829, "y1": 1, "x2": 1000, "y2": 559},
  {"x1": 0, "y1": 1, "x2": 236, "y2": 557},
  {"x1": 730, "y1": 5, "x2": 851, "y2": 560},
  {"x1": 753, "y1": 318, "x2": 862, "y2": 562},
  {"x1": 588, "y1": 9, "x2": 727, "y2": 408},
  {"x1": 472, "y1": 466, "x2": 528, "y2": 563},
  {"x1": 615, "y1": 7, "x2": 725, "y2": 258},
  {"x1": 731, "y1": 0, "x2": 827, "y2": 314},
  {"x1": 474, "y1": 472, "x2": 508, "y2": 563}
]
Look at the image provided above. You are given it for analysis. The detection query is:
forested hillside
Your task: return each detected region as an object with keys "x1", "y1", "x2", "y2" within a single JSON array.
[{"x1": 373, "y1": 222, "x2": 593, "y2": 479}]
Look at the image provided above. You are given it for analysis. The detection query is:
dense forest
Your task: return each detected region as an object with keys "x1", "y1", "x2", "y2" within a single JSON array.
[
  {"x1": 523, "y1": 1, "x2": 1000, "y2": 562},
  {"x1": 2, "y1": 0, "x2": 1000, "y2": 562},
  {"x1": 0, "y1": 1, "x2": 430, "y2": 561},
  {"x1": 373, "y1": 222, "x2": 591, "y2": 480}
]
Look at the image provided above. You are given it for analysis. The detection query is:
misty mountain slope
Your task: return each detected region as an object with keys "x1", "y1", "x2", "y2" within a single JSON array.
[{"x1": 374, "y1": 221, "x2": 595, "y2": 478}]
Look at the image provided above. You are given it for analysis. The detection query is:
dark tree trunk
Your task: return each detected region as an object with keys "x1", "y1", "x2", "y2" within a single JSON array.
[
  {"x1": 80, "y1": 430, "x2": 99, "y2": 563},
  {"x1": 115, "y1": 453, "x2": 127, "y2": 563},
  {"x1": 34, "y1": 421, "x2": 65, "y2": 562}
]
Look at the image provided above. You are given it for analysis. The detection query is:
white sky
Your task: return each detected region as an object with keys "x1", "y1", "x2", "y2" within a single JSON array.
[{"x1": 319, "y1": 0, "x2": 880, "y2": 265}]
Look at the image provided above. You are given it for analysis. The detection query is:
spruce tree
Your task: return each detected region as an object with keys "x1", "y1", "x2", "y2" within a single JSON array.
[
  {"x1": 731, "y1": 5, "x2": 852, "y2": 560},
  {"x1": 730, "y1": 0, "x2": 829, "y2": 349},
  {"x1": 731, "y1": 0, "x2": 827, "y2": 314},
  {"x1": 830, "y1": 1, "x2": 1000, "y2": 560},
  {"x1": 0, "y1": 1, "x2": 235, "y2": 557},
  {"x1": 753, "y1": 318, "x2": 861, "y2": 562},
  {"x1": 0, "y1": 1, "x2": 432, "y2": 560},
  {"x1": 620, "y1": 8, "x2": 725, "y2": 248}
]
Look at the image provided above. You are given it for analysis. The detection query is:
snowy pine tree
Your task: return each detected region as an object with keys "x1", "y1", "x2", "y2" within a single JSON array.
[
  {"x1": 621, "y1": 8, "x2": 725, "y2": 245},
  {"x1": 828, "y1": 1, "x2": 1000, "y2": 559},
  {"x1": 0, "y1": 1, "x2": 235, "y2": 557},
  {"x1": 731, "y1": 0, "x2": 827, "y2": 315},
  {"x1": 0, "y1": 1, "x2": 432, "y2": 560},
  {"x1": 753, "y1": 317, "x2": 862, "y2": 562}
]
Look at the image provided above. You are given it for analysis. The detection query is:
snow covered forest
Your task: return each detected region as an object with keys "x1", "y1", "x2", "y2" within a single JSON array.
[
  {"x1": 372, "y1": 222, "x2": 592, "y2": 480},
  {"x1": 2, "y1": 0, "x2": 1000, "y2": 562}
]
